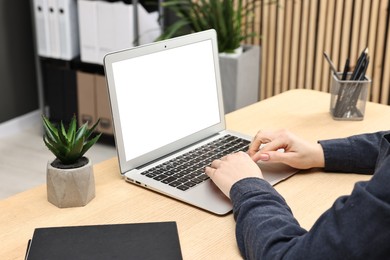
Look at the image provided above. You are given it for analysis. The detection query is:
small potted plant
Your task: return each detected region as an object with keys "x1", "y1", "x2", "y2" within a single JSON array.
[{"x1": 42, "y1": 115, "x2": 102, "y2": 208}]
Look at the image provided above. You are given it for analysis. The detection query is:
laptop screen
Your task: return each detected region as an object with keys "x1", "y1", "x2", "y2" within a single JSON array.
[{"x1": 110, "y1": 39, "x2": 221, "y2": 162}]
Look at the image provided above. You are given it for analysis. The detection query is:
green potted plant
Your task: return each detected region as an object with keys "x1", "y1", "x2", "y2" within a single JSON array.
[
  {"x1": 158, "y1": 0, "x2": 267, "y2": 113},
  {"x1": 158, "y1": 0, "x2": 258, "y2": 54},
  {"x1": 42, "y1": 115, "x2": 102, "y2": 208}
]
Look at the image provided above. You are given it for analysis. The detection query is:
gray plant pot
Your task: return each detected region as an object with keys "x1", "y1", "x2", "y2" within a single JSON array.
[
  {"x1": 46, "y1": 158, "x2": 95, "y2": 208},
  {"x1": 219, "y1": 45, "x2": 260, "y2": 114}
]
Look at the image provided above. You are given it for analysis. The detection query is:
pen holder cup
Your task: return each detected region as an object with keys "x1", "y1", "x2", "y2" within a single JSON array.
[{"x1": 330, "y1": 73, "x2": 371, "y2": 121}]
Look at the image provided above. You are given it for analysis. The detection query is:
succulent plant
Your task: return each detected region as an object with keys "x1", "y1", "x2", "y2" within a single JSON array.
[{"x1": 42, "y1": 115, "x2": 102, "y2": 165}]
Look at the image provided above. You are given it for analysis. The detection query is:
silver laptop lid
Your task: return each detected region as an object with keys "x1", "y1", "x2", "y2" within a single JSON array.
[{"x1": 104, "y1": 29, "x2": 226, "y2": 174}]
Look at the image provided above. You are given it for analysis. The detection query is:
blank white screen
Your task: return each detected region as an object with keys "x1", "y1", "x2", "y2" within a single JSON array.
[{"x1": 112, "y1": 40, "x2": 221, "y2": 161}]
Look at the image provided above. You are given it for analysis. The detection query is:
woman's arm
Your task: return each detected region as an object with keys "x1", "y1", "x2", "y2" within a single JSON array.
[
  {"x1": 319, "y1": 131, "x2": 388, "y2": 174},
  {"x1": 206, "y1": 130, "x2": 390, "y2": 259},
  {"x1": 249, "y1": 130, "x2": 388, "y2": 174},
  {"x1": 231, "y1": 174, "x2": 390, "y2": 260}
]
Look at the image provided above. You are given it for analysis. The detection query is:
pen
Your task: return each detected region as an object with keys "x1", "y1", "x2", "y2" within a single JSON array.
[
  {"x1": 344, "y1": 54, "x2": 370, "y2": 117},
  {"x1": 351, "y1": 48, "x2": 368, "y2": 80},
  {"x1": 334, "y1": 58, "x2": 349, "y2": 116},
  {"x1": 341, "y1": 58, "x2": 349, "y2": 80},
  {"x1": 359, "y1": 56, "x2": 370, "y2": 80}
]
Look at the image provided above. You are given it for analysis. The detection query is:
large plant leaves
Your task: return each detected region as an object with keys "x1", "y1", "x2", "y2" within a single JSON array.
[{"x1": 160, "y1": 0, "x2": 263, "y2": 53}]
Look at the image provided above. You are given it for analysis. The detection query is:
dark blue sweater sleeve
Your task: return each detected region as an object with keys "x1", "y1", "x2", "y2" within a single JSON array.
[
  {"x1": 231, "y1": 131, "x2": 390, "y2": 259},
  {"x1": 231, "y1": 177, "x2": 390, "y2": 259},
  {"x1": 231, "y1": 178, "x2": 306, "y2": 259},
  {"x1": 318, "y1": 131, "x2": 388, "y2": 174}
]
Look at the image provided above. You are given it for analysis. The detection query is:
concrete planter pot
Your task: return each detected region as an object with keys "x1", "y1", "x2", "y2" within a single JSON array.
[
  {"x1": 219, "y1": 45, "x2": 261, "y2": 113},
  {"x1": 46, "y1": 157, "x2": 95, "y2": 208}
]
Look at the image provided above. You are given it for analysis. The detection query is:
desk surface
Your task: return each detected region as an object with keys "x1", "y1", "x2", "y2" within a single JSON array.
[{"x1": 2, "y1": 89, "x2": 390, "y2": 259}]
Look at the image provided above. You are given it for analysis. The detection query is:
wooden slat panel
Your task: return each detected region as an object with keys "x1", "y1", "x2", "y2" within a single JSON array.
[
  {"x1": 297, "y1": 0, "x2": 310, "y2": 89},
  {"x1": 339, "y1": 0, "x2": 353, "y2": 70},
  {"x1": 253, "y1": 0, "x2": 262, "y2": 46},
  {"x1": 367, "y1": 0, "x2": 380, "y2": 81},
  {"x1": 289, "y1": 0, "x2": 302, "y2": 90},
  {"x1": 254, "y1": 0, "x2": 390, "y2": 104},
  {"x1": 358, "y1": 1, "x2": 371, "y2": 54},
  {"x1": 274, "y1": 0, "x2": 286, "y2": 95},
  {"x1": 305, "y1": 0, "x2": 318, "y2": 90},
  {"x1": 329, "y1": 0, "x2": 344, "y2": 88},
  {"x1": 365, "y1": 0, "x2": 380, "y2": 103},
  {"x1": 281, "y1": 0, "x2": 294, "y2": 93},
  {"x1": 379, "y1": 1, "x2": 390, "y2": 104},
  {"x1": 266, "y1": 2, "x2": 277, "y2": 98},
  {"x1": 260, "y1": 1, "x2": 270, "y2": 100},
  {"x1": 313, "y1": 0, "x2": 328, "y2": 91},
  {"x1": 321, "y1": 0, "x2": 336, "y2": 93},
  {"x1": 372, "y1": 0, "x2": 388, "y2": 103},
  {"x1": 349, "y1": 0, "x2": 363, "y2": 66},
  {"x1": 381, "y1": 17, "x2": 390, "y2": 104}
]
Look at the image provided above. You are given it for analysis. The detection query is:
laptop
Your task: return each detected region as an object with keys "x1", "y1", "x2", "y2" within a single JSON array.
[{"x1": 103, "y1": 29, "x2": 297, "y2": 215}]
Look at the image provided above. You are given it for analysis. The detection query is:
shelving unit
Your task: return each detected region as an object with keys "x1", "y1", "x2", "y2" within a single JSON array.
[{"x1": 30, "y1": 0, "x2": 161, "y2": 137}]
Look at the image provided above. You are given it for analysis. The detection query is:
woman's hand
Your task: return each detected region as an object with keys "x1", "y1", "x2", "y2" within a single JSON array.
[
  {"x1": 205, "y1": 130, "x2": 325, "y2": 198},
  {"x1": 205, "y1": 152, "x2": 263, "y2": 198},
  {"x1": 248, "y1": 129, "x2": 325, "y2": 169}
]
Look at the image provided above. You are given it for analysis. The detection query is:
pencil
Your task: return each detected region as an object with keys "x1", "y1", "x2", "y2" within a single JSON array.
[{"x1": 323, "y1": 52, "x2": 338, "y2": 76}]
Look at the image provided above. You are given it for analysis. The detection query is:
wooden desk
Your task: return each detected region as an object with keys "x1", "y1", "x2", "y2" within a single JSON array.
[{"x1": 2, "y1": 89, "x2": 390, "y2": 259}]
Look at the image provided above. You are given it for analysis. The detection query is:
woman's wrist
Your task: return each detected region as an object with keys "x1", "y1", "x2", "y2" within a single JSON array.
[{"x1": 312, "y1": 143, "x2": 325, "y2": 168}]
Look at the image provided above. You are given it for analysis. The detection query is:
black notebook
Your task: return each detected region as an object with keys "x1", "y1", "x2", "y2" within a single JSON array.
[{"x1": 25, "y1": 222, "x2": 183, "y2": 260}]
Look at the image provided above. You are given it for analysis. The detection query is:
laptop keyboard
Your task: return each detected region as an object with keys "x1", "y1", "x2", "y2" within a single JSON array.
[{"x1": 141, "y1": 135, "x2": 250, "y2": 191}]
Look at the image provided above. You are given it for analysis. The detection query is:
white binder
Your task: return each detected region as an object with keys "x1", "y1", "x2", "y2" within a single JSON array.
[
  {"x1": 47, "y1": 0, "x2": 61, "y2": 58},
  {"x1": 113, "y1": 1, "x2": 134, "y2": 51},
  {"x1": 96, "y1": 1, "x2": 115, "y2": 64},
  {"x1": 32, "y1": 0, "x2": 51, "y2": 57},
  {"x1": 137, "y1": 4, "x2": 160, "y2": 45},
  {"x1": 78, "y1": 0, "x2": 99, "y2": 64},
  {"x1": 57, "y1": 0, "x2": 80, "y2": 60}
]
